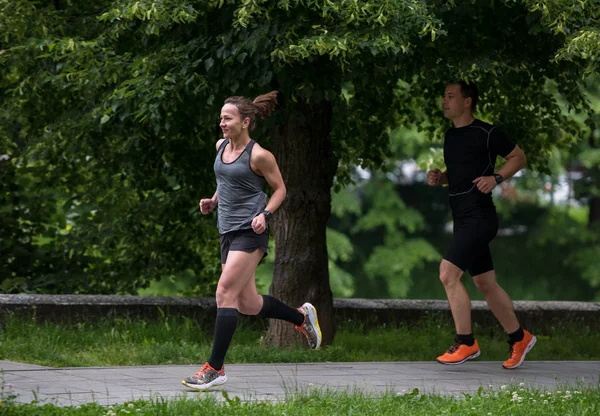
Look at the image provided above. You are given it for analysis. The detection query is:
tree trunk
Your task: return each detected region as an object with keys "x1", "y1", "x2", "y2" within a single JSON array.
[
  {"x1": 589, "y1": 196, "x2": 600, "y2": 229},
  {"x1": 265, "y1": 100, "x2": 337, "y2": 347}
]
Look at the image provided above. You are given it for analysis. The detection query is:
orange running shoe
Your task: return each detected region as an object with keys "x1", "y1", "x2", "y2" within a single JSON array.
[
  {"x1": 437, "y1": 340, "x2": 480, "y2": 365},
  {"x1": 503, "y1": 329, "x2": 537, "y2": 369}
]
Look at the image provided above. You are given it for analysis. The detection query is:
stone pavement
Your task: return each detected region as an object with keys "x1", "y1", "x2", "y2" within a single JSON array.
[{"x1": 1, "y1": 360, "x2": 599, "y2": 407}]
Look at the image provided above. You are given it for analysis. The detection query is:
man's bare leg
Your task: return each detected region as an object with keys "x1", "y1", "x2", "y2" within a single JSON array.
[
  {"x1": 440, "y1": 259, "x2": 471, "y2": 334},
  {"x1": 436, "y1": 259, "x2": 481, "y2": 364},
  {"x1": 472, "y1": 270, "x2": 519, "y2": 333}
]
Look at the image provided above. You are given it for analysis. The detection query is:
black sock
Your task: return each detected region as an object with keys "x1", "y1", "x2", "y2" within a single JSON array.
[
  {"x1": 257, "y1": 295, "x2": 304, "y2": 326},
  {"x1": 207, "y1": 308, "x2": 237, "y2": 370},
  {"x1": 455, "y1": 333, "x2": 475, "y2": 346},
  {"x1": 508, "y1": 326, "x2": 524, "y2": 345}
]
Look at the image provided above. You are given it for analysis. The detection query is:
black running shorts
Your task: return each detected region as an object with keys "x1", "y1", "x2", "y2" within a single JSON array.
[
  {"x1": 219, "y1": 228, "x2": 269, "y2": 264},
  {"x1": 444, "y1": 214, "x2": 499, "y2": 276}
]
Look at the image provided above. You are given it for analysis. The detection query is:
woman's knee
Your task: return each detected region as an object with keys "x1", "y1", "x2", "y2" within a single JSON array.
[
  {"x1": 236, "y1": 296, "x2": 262, "y2": 315},
  {"x1": 215, "y1": 277, "x2": 237, "y2": 307},
  {"x1": 234, "y1": 286, "x2": 261, "y2": 314}
]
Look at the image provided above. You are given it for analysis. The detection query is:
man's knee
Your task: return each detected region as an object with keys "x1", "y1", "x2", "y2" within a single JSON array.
[
  {"x1": 439, "y1": 260, "x2": 462, "y2": 287},
  {"x1": 473, "y1": 271, "x2": 497, "y2": 294}
]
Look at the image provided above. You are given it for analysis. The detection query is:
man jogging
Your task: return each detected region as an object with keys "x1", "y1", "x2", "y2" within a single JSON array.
[{"x1": 427, "y1": 81, "x2": 536, "y2": 369}]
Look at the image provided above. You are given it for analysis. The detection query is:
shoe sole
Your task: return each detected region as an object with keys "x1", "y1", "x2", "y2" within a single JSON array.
[
  {"x1": 181, "y1": 375, "x2": 227, "y2": 391},
  {"x1": 303, "y1": 303, "x2": 322, "y2": 350},
  {"x1": 503, "y1": 335, "x2": 537, "y2": 369},
  {"x1": 437, "y1": 350, "x2": 480, "y2": 365}
]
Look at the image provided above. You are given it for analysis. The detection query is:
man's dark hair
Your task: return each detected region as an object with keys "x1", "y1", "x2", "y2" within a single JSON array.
[{"x1": 458, "y1": 81, "x2": 478, "y2": 112}]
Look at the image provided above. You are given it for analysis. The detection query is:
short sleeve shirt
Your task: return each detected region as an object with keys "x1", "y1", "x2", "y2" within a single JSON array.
[{"x1": 443, "y1": 119, "x2": 516, "y2": 216}]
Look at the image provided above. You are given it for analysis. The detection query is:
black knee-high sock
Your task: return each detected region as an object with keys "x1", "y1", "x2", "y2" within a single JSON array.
[
  {"x1": 257, "y1": 295, "x2": 304, "y2": 326},
  {"x1": 207, "y1": 308, "x2": 237, "y2": 370}
]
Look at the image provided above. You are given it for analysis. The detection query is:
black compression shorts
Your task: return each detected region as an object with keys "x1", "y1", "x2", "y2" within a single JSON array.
[{"x1": 444, "y1": 214, "x2": 499, "y2": 276}]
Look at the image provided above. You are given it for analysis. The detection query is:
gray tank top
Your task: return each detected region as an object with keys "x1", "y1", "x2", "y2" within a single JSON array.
[{"x1": 214, "y1": 139, "x2": 267, "y2": 234}]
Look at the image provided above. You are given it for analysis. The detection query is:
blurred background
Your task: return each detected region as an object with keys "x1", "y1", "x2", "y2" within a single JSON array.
[{"x1": 2, "y1": 1, "x2": 599, "y2": 302}]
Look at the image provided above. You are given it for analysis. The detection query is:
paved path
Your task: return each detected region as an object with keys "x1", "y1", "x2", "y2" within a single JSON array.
[{"x1": 1, "y1": 360, "x2": 599, "y2": 407}]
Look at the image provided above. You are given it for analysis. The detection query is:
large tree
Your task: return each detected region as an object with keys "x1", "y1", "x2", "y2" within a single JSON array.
[{"x1": 2, "y1": 0, "x2": 599, "y2": 344}]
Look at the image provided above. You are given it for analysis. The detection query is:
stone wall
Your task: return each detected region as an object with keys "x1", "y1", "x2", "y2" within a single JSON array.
[{"x1": 1, "y1": 294, "x2": 599, "y2": 332}]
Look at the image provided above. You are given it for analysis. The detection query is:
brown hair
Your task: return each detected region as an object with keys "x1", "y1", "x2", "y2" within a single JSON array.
[
  {"x1": 457, "y1": 81, "x2": 478, "y2": 112},
  {"x1": 224, "y1": 91, "x2": 278, "y2": 131}
]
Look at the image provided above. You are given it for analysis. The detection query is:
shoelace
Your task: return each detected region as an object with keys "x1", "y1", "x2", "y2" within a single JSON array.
[
  {"x1": 508, "y1": 344, "x2": 516, "y2": 359},
  {"x1": 194, "y1": 363, "x2": 212, "y2": 378},
  {"x1": 447, "y1": 342, "x2": 461, "y2": 354}
]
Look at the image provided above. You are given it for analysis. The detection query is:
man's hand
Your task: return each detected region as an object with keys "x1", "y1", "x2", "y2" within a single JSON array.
[
  {"x1": 199, "y1": 198, "x2": 217, "y2": 214},
  {"x1": 473, "y1": 176, "x2": 497, "y2": 194},
  {"x1": 427, "y1": 169, "x2": 443, "y2": 186}
]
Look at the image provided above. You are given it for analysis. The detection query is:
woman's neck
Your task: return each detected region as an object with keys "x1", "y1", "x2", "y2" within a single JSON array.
[{"x1": 227, "y1": 133, "x2": 251, "y2": 150}]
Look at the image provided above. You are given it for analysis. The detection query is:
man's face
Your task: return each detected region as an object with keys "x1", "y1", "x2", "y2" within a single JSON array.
[{"x1": 442, "y1": 84, "x2": 471, "y2": 120}]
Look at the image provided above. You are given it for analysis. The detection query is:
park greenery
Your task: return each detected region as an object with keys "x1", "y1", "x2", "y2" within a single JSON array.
[
  {"x1": 2, "y1": 385, "x2": 600, "y2": 416},
  {"x1": 0, "y1": 383, "x2": 600, "y2": 416},
  {"x1": 1, "y1": 0, "x2": 600, "y2": 346},
  {"x1": 1, "y1": 315, "x2": 599, "y2": 367}
]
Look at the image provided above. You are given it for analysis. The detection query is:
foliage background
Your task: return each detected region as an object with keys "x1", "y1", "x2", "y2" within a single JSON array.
[{"x1": 1, "y1": 0, "x2": 599, "y2": 301}]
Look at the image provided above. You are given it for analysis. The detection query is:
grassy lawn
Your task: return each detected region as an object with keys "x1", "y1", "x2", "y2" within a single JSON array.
[
  {"x1": 1, "y1": 386, "x2": 599, "y2": 415},
  {"x1": 0, "y1": 315, "x2": 598, "y2": 367}
]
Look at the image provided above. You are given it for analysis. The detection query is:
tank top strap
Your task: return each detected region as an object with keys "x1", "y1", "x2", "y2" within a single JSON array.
[
  {"x1": 217, "y1": 138, "x2": 230, "y2": 155},
  {"x1": 244, "y1": 139, "x2": 256, "y2": 155}
]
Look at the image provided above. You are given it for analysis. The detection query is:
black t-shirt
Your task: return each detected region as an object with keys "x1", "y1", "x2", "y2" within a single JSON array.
[{"x1": 443, "y1": 119, "x2": 516, "y2": 217}]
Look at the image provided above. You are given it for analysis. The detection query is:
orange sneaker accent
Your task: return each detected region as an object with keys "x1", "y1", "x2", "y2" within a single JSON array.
[
  {"x1": 437, "y1": 340, "x2": 480, "y2": 365},
  {"x1": 503, "y1": 329, "x2": 537, "y2": 369}
]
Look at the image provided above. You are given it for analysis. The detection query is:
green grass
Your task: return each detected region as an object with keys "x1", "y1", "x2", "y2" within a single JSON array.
[
  {"x1": 2, "y1": 385, "x2": 600, "y2": 415},
  {"x1": 0, "y1": 315, "x2": 599, "y2": 367}
]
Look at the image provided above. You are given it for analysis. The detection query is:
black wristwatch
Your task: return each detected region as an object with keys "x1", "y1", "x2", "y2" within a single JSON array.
[
  {"x1": 493, "y1": 173, "x2": 504, "y2": 185},
  {"x1": 261, "y1": 210, "x2": 273, "y2": 221}
]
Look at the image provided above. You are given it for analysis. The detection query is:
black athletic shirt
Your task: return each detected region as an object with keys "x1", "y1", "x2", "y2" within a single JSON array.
[{"x1": 443, "y1": 119, "x2": 516, "y2": 217}]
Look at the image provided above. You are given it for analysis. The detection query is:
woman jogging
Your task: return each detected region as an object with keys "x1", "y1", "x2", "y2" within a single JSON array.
[{"x1": 182, "y1": 91, "x2": 322, "y2": 391}]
